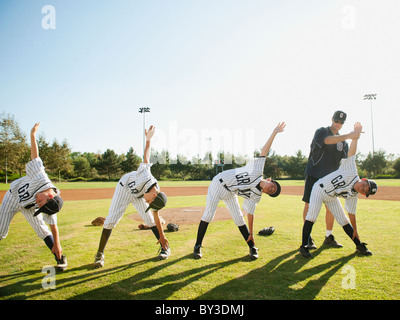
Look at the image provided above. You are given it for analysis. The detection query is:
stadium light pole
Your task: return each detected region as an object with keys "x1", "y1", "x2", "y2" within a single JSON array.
[
  {"x1": 138, "y1": 107, "x2": 151, "y2": 158},
  {"x1": 363, "y1": 94, "x2": 377, "y2": 155}
]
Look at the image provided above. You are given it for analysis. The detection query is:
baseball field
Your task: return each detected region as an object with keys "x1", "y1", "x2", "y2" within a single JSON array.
[{"x1": 0, "y1": 180, "x2": 399, "y2": 301}]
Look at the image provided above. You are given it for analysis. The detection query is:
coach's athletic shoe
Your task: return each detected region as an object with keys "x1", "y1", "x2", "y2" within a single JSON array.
[
  {"x1": 193, "y1": 245, "x2": 202, "y2": 259},
  {"x1": 299, "y1": 245, "x2": 313, "y2": 258},
  {"x1": 158, "y1": 246, "x2": 171, "y2": 260},
  {"x1": 356, "y1": 242, "x2": 372, "y2": 256},
  {"x1": 306, "y1": 236, "x2": 317, "y2": 250},
  {"x1": 93, "y1": 252, "x2": 105, "y2": 268},
  {"x1": 324, "y1": 234, "x2": 343, "y2": 248},
  {"x1": 55, "y1": 254, "x2": 67, "y2": 271},
  {"x1": 249, "y1": 246, "x2": 259, "y2": 260}
]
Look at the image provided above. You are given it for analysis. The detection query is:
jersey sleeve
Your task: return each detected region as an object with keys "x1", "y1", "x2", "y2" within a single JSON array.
[
  {"x1": 345, "y1": 197, "x2": 358, "y2": 215},
  {"x1": 136, "y1": 163, "x2": 152, "y2": 175},
  {"x1": 242, "y1": 198, "x2": 258, "y2": 215},
  {"x1": 25, "y1": 157, "x2": 45, "y2": 177},
  {"x1": 339, "y1": 155, "x2": 357, "y2": 172},
  {"x1": 245, "y1": 157, "x2": 266, "y2": 175}
]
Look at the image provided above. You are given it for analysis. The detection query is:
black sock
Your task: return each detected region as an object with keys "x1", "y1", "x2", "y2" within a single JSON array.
[
  {"x1": 195, "y1": 220, "x2": 209, "y2": 247},
  {"x1": 342, "y1": 224, "x2": 361, "y2": 246},
  {"x1": 97, "y1": 228, "x2": 112, "y2": 254},
  {"x1": 43, "y1": 235, "x2": 54, "y2": 250},
  {"x1": 302, "y1": 220, "x2": 314, "y2": 246},
  {"x1": 238, "y1": 225, "x2": 255, "y2": 248},
  {"x1": 151, "y1": 226, "x2": 160, "y2": 241}
]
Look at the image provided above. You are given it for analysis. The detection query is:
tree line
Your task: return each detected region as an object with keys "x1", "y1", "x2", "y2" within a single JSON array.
[{"x1": 1, "y1": 112, "x2": 400, "y2": 183}]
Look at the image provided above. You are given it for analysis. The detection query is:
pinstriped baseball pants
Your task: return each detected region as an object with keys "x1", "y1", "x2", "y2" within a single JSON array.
[
  {"x1": 0, "y1": 190, "x2": 52, "y2": 240},
  {"x1": 103, "y1": 182, "x2": 155, "y2": 229},
  {"x1": 201, "y1": 177, "x2": 247, "y2": 227},
  {"x1": 306, "y1": 184, "x2": 350, "y2": 226}
]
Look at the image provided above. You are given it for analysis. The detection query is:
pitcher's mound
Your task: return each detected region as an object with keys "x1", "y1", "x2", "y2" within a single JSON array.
[{"x1": 127, "y1": 206, "x2": 231, "y2": 225}]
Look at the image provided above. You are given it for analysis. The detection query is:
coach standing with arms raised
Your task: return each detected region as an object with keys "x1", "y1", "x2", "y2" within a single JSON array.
[{"x1": 302, "y1": 111, "x2": 360, "y2": 249}]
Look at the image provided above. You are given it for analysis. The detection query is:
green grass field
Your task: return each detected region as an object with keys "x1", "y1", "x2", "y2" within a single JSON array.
[{"x1": 1, "y1": 179, "x2": 399, "y2": 301}]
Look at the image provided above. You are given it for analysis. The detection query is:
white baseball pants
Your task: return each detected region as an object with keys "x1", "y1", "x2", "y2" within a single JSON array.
[
  {"x1": 201, "y1": 177, "x2": 247, "y2": 227},
  {"x1": 306, "y1": 184, "x2": 350, "y2": 226},
  {"x1": 0, "y1": 190, "x2": 53, "y2": 240},
  {"x1": 103, "y1": 182, "x2": 155, "y2": 229}
]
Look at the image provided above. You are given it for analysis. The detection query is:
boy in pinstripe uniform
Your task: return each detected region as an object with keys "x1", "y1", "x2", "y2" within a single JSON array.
[
  {"x1": 93, "y1": 125, "x2": 169, "y2": 268},
  {"x1": 193, "y1": 122, "x2": 286, "y2": 260},
  {"x1": 300, "y1": 122, "x2": 377, "y2": 258},
  {"x1": 0, "y1": 123, "x2": 66, "y2": 271}
]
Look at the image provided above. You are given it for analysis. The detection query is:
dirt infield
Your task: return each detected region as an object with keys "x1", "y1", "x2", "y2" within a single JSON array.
[{"x1": 1, "y1": 185, "x2": 398, "y2": 201}]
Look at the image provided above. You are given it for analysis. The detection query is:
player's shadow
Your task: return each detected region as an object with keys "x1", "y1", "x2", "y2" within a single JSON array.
[
  {"x1": 197, "y1": 247, "x2": 356, "y2": 300},
  {"x1": 67, "y1": 254, "x2": 246, "y2": 300}
]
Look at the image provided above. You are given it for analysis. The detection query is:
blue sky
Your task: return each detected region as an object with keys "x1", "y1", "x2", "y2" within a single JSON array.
[{"x1": 1, "y1": 0, "x2": 399, "y2": 160}]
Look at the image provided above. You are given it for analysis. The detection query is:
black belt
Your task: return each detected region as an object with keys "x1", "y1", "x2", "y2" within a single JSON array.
[
  {"x1": 24, "y1": 203, "x2": 36, "y2": 209},
  {"x1": 320, "y1": 183, "x2": 324, "y2": 188},
  {"x1": 219, "y1": 178, "x2": 231, "y2": 192}
]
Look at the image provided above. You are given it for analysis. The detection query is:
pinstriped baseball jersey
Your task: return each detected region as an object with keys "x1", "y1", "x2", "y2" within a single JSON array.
[
  {"x1": 119, "y1": 163, "x2": 158, "y2": 198},
  {"x1": 219, "y1": 157, "x2": 265, "y2": 200},
  {"x1": 217, "y1": 157, "x2": 266, "y2": 215},
  {"x1": 317, "y1": 155, "x2": 359, "y2": 214},
  {"x1": 10, "y1": 157, "x2": 59, "y2": 208}
]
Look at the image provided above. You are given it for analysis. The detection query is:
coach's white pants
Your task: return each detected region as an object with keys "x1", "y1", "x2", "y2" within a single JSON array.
[
  {"x1": 201, "y1": 177, "x2": 247, "y2": 227},
  {"x1": 103, "y1": 182, "x2": 155, "y2": 229},
  {"x1": 306, "y1": 184, "x2": 350, "y2": 226},
  {"x1": 0, "y1": 190, "x2": 53, "y2": 240}
]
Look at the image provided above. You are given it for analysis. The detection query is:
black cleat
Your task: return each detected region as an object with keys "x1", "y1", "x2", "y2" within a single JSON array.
[
  {"x1": 193, "y1": 245, "x2": 202, "y2": 259},
  {"x1": 356, "y1": 242, "x2": 372, "y2": 256},
  {"x1": 299, "y1": 245, "x2": 313, "y2": 258},
  {"x1": 249, "y1": 246, "x2": 259, "y2": 260},
  {"x1": 306, "y1": 236, "x2": 317, "y2": 250},
  {"x1": 324, "y1": 234, "x2": 343, "y2": 248}
]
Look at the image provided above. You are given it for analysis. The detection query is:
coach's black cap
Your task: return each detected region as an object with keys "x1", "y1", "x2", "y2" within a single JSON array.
[
  {"x1": 269, "y1": 180, "x2": 281, "y2": 198},
  {"x1": 34, "y1": 195, "x2": 64, "y2": 216},
  {"x1": 145, "y1": 192, "x2": 168, "y2": 212},
  {"x1": 333, "y1": 110, "x2": 347, "y2": 124}
]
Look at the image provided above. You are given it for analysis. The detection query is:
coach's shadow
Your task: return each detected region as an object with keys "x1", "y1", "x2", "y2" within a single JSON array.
[{"x1": 198, "y1": 247, "x2": 356, "y2": 300}]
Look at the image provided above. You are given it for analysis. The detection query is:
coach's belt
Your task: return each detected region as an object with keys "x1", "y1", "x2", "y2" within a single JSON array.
[{"x1": 219, "y1": 178, "x2": 231, "y2": 192}]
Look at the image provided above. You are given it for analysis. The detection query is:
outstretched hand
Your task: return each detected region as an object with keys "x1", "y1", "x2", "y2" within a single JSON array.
[
  {"x1": 31, "y1": 123, "x2": 41, "y2": 136},
  {"x1": 145, "y1": 125, "x2": 156, "y2": 141},
  {"x1": 273, "y1": 122, "x2": 286, "y2": 134}
]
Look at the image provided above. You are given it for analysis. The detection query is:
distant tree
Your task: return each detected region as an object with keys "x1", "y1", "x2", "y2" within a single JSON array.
[
  {"x1": 120, "y1": 147, "x2": 141, "y2": 173},
  {"x1": 360, "y1": 150, "x2": 388, "y2": 178},
  {"x1": 46, "y1": 139, "x2": 73, "y2": 182},
  {"x1": 392, "y1": 157, "x2": 400, "y2": 177},
  {"x1": 0, "y1": 113, "x2": 27, "y2": 182},
  {"x1": 282, "y1": 150, "x2": 307, "y2": 179},
  {"x1": 96, "y1": 149, "x2": 121, "y2": 180}
]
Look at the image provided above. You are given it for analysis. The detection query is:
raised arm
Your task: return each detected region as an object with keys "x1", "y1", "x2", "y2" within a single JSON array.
[
  {"x1": 30, "y1": 123, "x2": 40, "y2": 160},
  {"x1": 260, "y1": 122, "x2": 286, "y2": 157},
  {"x1": 324, "y1": 129, "x2": 362, "y2": 145},
  {"x1": 143, "y1": 125, "x2": 156, "y2": 163},
  {"x1": 348, "y1": 122, "x2": 363, "y2": 157}
]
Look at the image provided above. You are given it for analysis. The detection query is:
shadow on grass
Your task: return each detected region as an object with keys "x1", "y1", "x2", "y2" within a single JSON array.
[
  {"x1": 197, "y1": 246, "x2": 357, "y2": 300},
  {"x1": 68, "y1": 254, "x2": 248, "y2": 300},
  {"x1": 0, "y1": 246, "x2": 356, "y2": 300}
]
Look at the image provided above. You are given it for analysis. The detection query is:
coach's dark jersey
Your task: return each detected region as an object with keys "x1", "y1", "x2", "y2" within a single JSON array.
[{"x1": 305, "y1": 126, "x2": 349, "y2": 178}]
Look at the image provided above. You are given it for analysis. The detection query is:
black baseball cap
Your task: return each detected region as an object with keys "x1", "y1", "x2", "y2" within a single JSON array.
[
  {"x1": 145, "y1": 192, "x2": 168, "y2": 212},
  {"x1": 269, "y1": 180, "x2": 281, "y2": 197},
  {"x1": 34, "y1": 195, "x2": 64, "y2": 216},
  {"x1": 365, "y1": 179, "x2": 378, "y2": 197},
  {"x1": 333, "y1": 110, "x2": 347, "y2": 124}
]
